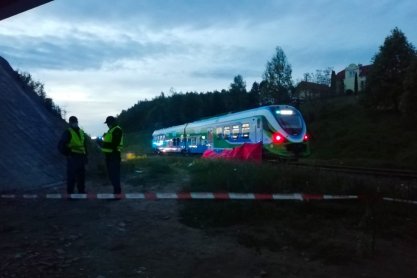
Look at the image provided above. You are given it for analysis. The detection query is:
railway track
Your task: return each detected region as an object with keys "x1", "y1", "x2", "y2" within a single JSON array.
[
  {"x1": 145, "y1": 153, "x2": 417, "y2": 179},
  {"x1": 286, "y1": 162, "x2": 417, "y2": 179}
]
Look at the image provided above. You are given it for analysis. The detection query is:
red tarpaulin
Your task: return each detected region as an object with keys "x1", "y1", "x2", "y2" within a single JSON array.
[{"x1": 202, "y1": 142, "x2": 262, "y2": 161}]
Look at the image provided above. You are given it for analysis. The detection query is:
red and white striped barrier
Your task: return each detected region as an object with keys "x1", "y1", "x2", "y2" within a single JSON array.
[{"x1": 0, "y1": 192, "x2": 415, "y2": 204}]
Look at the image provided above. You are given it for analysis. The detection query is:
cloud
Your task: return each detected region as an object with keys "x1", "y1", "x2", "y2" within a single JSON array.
[{"x1": 1, "y1": 0, "x2": 416, "y2": 135}]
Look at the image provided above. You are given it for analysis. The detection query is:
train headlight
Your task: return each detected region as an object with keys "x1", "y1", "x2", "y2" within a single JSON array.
[{"x1": 276, "y1": 109, "x2": 293, "y2": 115}]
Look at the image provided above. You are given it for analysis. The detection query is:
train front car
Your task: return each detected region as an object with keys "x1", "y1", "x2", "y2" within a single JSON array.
[
  {"x1": 263, "y1": 105, "x2": 310, "y2": 159},
  {"x1": 151, "y1": 124, "x2": 187, "y2": 154}
]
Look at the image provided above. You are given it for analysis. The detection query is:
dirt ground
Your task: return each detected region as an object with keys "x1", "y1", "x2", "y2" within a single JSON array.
[{"x1": 1, "y1": 176, "x2": 417, "y2": 278}]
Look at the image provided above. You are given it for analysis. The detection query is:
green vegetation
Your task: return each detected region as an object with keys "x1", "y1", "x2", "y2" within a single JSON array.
[
  {"x1": 363, "y1": 27, "x2": 416, "y2": 113},
  {"x1": 123, "y1": 156, "x2": 194, "y2": 187},
  {"x1": 15, "y1": 70, "x2": 64, "y2": 119},
  {"x1": 300, "y1": 95, "x2": 417, "y2": 169},
  {"x1": 123, "y1": 131, "x2": 153, "y2": 155},
  {"x1": 261, "y1": 46, "x2": 293, "y2": 104},
  {"x1": 123, "y1": 95, "x2": 417, "y2": 169}
]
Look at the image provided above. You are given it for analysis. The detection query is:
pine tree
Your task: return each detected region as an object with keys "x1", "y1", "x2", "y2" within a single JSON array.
[
  {"x1": 261, "y1": 46, "x2": 292, "y2": 105},
  {"x1": 354, "y1": 73, "x2": 358, "y2": 95},
  {"x1": 400, "y1": 57, "x2": 417, "y2": 121},
  {"x1": 364, "y1": 28, "x2": 416, "y2": 111},
  {"x1": 330, "y1": 70, "x2": 337, "y2": 95}
]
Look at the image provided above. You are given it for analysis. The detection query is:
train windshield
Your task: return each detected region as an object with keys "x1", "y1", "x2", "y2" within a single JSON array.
[{"x1": 271, "y1": 107, "x2": 303, "y2": 135}]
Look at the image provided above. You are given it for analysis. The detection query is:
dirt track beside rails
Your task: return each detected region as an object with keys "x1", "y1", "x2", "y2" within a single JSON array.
[{"x1": 1, "y1": 176, "x2": 417, "y2": 278}]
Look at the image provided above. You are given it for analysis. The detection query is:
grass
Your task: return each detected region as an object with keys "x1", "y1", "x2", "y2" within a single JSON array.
[
  {"x1": 300, "y1": 95, "x2": 417, "y2": 169},
  {"x1": 117, "y1": 155, "x2": 417, "y2": 264},
  {"x1": 179, "y1": 157, "x2": 417, "y2": 263},
  {"x1": 122, "y1": 156, "x2": 194, "y2": 186},
  {"x1": 182, "y1": 159, "x2": 417, "y2": 199}
]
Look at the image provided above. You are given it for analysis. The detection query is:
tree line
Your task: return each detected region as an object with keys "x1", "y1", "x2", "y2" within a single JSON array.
[
  {"x1": 362, "y1": 27, "x2": 417, "y2": 122},
  {"x1": 15, "y1": 70, "x2": 64, "y2": 119},
  {"x1": 118, "y1": 46, "x2": 299, "y2": 132},
  {"x1": 119, "y1": 27, "x2": 417, "y2": 132}
]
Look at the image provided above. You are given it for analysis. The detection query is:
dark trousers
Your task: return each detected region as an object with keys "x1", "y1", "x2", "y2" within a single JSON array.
[
  {"x1": 105, "y1": 152, "x2": 121, "y2": 194},
  {"x1": 67, "y1": 154, "x2": 86, "y2": 194}
]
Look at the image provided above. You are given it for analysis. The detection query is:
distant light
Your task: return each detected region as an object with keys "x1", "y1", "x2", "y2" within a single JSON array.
[
  {"x1": 304, "y1": 134, "x2": 309, "y2": 141},
  {"x1": 276, "y1": 109, "x2": 293, "y2": 115},
  {"x1": 126, "y1": 152, "x2": 136, "y2": 160}
]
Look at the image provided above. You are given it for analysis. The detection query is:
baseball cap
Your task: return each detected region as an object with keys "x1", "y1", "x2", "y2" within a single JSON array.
[{"x1": 104, "y1": 116, "x2": 116, "y2": 124}]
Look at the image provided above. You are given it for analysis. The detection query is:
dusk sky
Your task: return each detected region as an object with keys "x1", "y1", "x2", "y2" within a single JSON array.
[{"x1": 1, "y1": 0, "x2": 416, "y2": 136}]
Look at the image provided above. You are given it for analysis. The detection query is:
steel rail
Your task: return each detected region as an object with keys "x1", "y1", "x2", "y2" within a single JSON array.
[{"x1": 286, "y1": 162, "x2": 417, "y2": 179}]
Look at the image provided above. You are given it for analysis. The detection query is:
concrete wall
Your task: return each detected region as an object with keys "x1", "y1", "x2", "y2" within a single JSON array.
[{"x1": 0, "y1": 56, "x2": 66, "y2": 192}]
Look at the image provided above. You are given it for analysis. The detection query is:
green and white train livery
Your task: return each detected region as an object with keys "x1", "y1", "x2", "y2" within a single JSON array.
[{"x1": 151, "y1": 105, "x2": 310, "y2": 158}]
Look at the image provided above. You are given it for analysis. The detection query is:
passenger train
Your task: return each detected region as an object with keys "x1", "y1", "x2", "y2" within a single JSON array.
[{"x1": 151, "y1": 105, "x2": 310, "y2": 159}]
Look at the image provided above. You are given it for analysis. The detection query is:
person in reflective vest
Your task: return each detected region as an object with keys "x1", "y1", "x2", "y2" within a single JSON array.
[
  {"x1": 100, "y1": 116, "x2": 123, "y2": 194},
  {"x1": 57, "y1": 116, "x2": 88, "y2": 194}
]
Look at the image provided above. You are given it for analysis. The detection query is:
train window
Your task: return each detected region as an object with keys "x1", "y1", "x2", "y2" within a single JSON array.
[
  {"x1": 242, "y1": 123, "x2": 250, "y2": 138},
  {"x1": 223, "y1": 126, "x2": 230, "y2": 138},
  {"x1": 201, "y1": 135, "x2": 207, "y2": 145},
  {"x1": 271, "y1": 107, "x2": 302, "y2": 134},
  {"x1": 216, "y1": 127, "x2": 222, "y2": 138},
  {"x1": 232, "y1": 125, "x2": 239, "y2": 139}
]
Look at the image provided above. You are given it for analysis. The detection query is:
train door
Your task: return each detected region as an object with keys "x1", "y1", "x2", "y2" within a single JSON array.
[
  {"x1": 254, "y1": 117, "x2": 263, "y2": 142},
  {"x1": 207, "y1": 128, "x2": 213, "y2": 149}
]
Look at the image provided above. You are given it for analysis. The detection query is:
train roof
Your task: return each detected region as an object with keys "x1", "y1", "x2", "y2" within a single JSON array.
[{"x1": 152, "y1": 105, "x2": 298, "y2": 136}]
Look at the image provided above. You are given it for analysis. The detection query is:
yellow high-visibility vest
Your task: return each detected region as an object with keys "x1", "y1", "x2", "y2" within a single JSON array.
[
  {"x1": 67, "y1": 128, "x2": 86, "y2": 154},
  {"x1": 101, "y1": 125, "x2": 123, "y2": 153}
]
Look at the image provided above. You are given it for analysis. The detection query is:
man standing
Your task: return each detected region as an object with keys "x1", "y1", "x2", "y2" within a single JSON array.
[
  {"x1": 58, "y1": 116, "x2": 88, "y2": 194},
  {"x1": 100, "y1": 116, "x2": 123, "y2": 194}
]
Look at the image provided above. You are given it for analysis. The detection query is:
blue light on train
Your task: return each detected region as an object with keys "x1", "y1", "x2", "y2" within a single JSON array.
[{"x1": 152, "y1": 141, "x2": 163, "y2": 146}]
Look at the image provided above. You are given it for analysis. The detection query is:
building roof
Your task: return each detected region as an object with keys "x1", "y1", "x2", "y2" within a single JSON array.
[
  {"x1": 336, "y1": 64, "x2": 372, "y2": 80},
  {"x1": 359, "y1": 64, "x2": 372, "y2": 77},
  {"x1": 0, "y1": 0, "x2": 53, "y2": 21},
  {"x1": 336, "y1": 70, "x2": 345, "y2": 80}
]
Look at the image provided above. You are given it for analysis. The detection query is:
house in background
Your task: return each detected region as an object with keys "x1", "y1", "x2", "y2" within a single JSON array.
[
  {"x1": 336, "y1": 64, "x2": 372, "y2": 94},
  {"x1": 295, "y1": 81, "x2": 332, "y2": 101}
]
